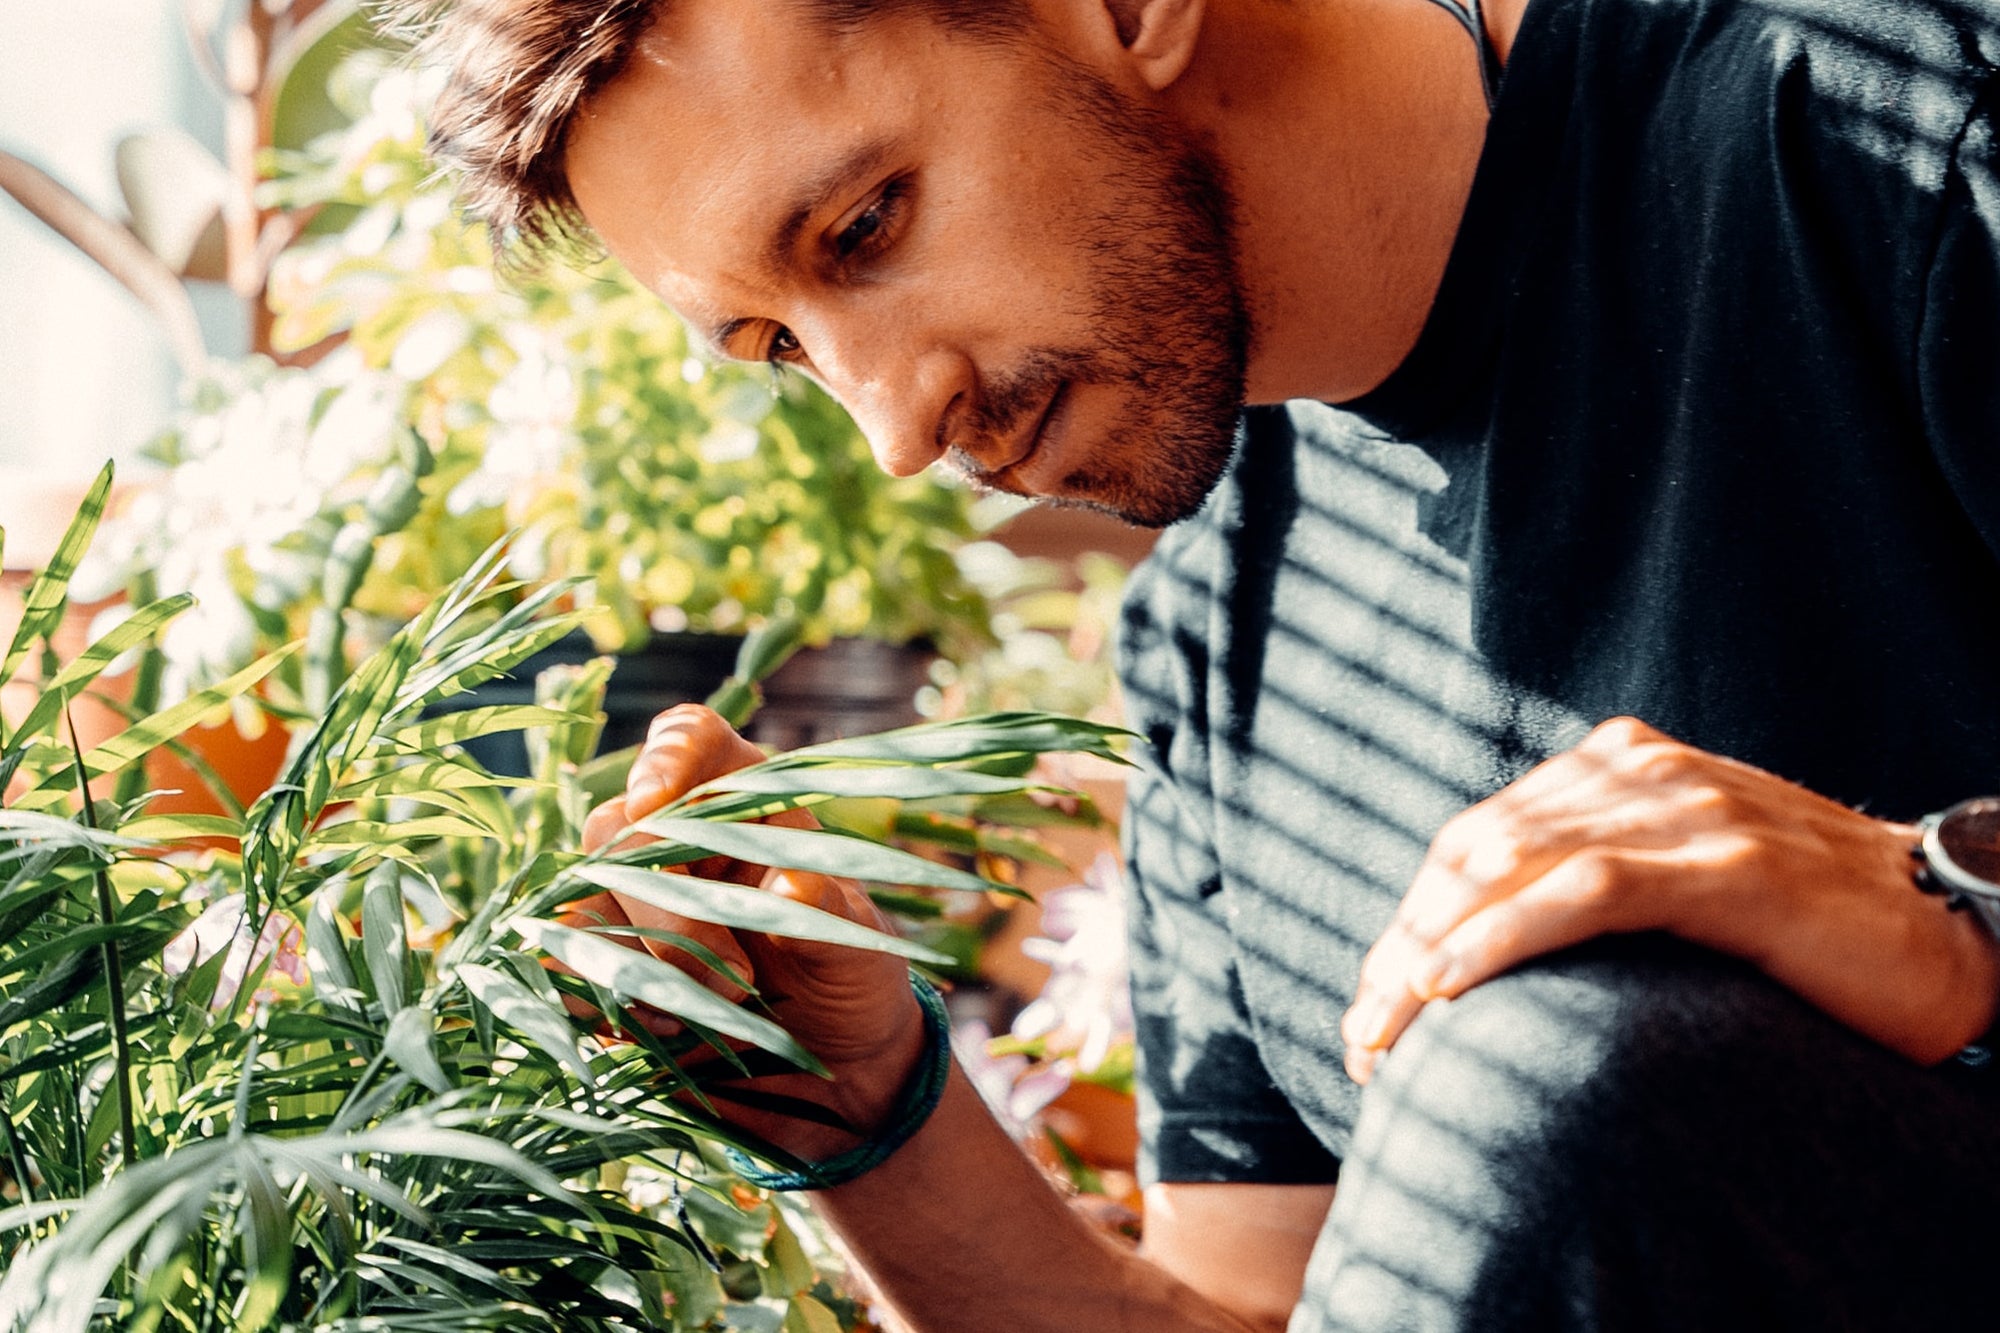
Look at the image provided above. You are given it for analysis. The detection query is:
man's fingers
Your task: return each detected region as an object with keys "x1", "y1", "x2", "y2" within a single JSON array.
[
  {"x1": 556, "y1": 890, "x2": 627, "y2": 930},
  {"x1": 548, "y1": 893, "x2": 687, "y2": 1036},
  {"x1": 624, "y1": 704, "x2": 767, "y2": 824},
  {"x1": 763, "y1": 867, "x2": 870, "y2": 916},
  {"x1": 1348, "y1": 828, "x2": 1544, "y2": 1060},
  {"x1": 1344, "y1": 850, "x2": 1672, "y2": 1083},
  {"x1": 556, "y1": 987, "x2": 687, "y2": 1039},
  {"x1": 553, "y1": 887, "x2": 738, "y2": 1031},
  {"x1": 582, "y1": 796, "x2": 651, "y2": 853},
  {"x1": 1406, "y1": 850, "x2": 1645, "y2": 1001},
  {"x1": 734, "y1": 869, "x2": 895, "y2": 974},
  {"x1": 609, "y1": 884, "x2": 757, "y2": 998},
  {"x1": 587, "y1": 707, "x2": 771, "y2": 871},
  {"x1": 1342, "y1": 917, "x2": 1432, "y2": 1083}
]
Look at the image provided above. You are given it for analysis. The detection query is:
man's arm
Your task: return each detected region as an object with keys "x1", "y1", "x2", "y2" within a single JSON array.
[
  {"x1": 811, "y1": 1068, "x2": 1332, "y2": 1333},
  {"x1": 579, "y1": 706, "x2": 1329, "y2": 1333},
  {"x1": 1340, "y1": 716, "x2": 2000, "y2": 1083},
  {"x1": 1144, "y1": 1182, "x2": 1340, "y2": 1329}
]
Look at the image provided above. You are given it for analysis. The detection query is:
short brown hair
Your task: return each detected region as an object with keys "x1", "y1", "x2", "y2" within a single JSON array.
[{"x1": 385, "y1": 0, "x2": 1029, "y2": 258}]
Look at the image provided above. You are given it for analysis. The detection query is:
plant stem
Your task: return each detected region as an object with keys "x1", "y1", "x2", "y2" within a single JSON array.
[
  {"x1": 0, "y1": 149, "x2": 208, "y2": 373},
  {"x1": 114, "y1": 570, "x2": 165, "y2": 809},
  {"x1": 0, "y1": 1098, "x2": 35, "y2": 1213},
  {"x1": 328, "y1": 1041, "x2": 393, "y2": 1139},
  {"x1": 66, "y1": 705, "x2": 138, "y2": 1170}
]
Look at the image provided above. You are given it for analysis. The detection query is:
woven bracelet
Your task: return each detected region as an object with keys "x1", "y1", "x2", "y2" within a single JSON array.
[{"x1": 724, "y1": 971, "x2": 953, "y2": 1192}]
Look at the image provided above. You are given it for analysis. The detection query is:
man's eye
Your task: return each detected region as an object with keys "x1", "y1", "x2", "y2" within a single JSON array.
[
  {"x1": 766, "y1": 327, "x2": 803, "y2": 365},
  {"x1": 832, "y1": 178, "x2": 908, "y2": 264}
]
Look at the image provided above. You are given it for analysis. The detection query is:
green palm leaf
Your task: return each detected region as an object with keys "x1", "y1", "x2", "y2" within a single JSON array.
[
  {"x1": 565, "y1": 863, "x2": 950, "y2": 965},
  {"x1": 0, "y1": 462, "x2": 112, "y2": 693},
  {"x1": 510, "y1": 918, "x2": 824, "y2": 1076},
  {"x1": 0, "y1": 593, "x2": 194, "y2": 759},
  {"x1": 623, "y1": 815, "x2": 1005, "y2": 896}
]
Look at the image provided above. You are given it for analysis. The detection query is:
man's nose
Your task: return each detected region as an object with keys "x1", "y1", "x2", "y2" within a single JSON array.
[{"x1": 823, "y1": 343, "x2": 970, "y2": 479}]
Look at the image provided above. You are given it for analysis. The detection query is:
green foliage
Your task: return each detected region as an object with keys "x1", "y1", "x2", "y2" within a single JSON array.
[{"x1": 0, "y1": 473, "x2": 1126, "y2": 1332}]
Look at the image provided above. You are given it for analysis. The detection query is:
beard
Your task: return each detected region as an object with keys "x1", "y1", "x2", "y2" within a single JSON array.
[{"x1": 945, "y1": 55, "x2": 1253, "y2": 529}]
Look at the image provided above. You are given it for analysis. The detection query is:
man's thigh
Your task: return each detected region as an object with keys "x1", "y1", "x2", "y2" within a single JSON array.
[{"x1": 1291, "y1": 933, "x2": 2000, "y2": 1333}]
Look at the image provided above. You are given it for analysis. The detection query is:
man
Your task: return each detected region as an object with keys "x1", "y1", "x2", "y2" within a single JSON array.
[{"x1": 402, "y1": 0, "x2": 2000, "y2": 1327}]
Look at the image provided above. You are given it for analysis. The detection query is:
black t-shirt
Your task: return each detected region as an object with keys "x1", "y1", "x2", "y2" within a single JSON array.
[{"x1": 1118, "y1": 0, "x2": 2000, "y2": 1183}]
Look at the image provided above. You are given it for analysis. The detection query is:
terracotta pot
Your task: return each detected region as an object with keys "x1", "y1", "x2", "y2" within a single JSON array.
[
  {"x1": 0, "y1": 575, "x2": 127, "y2": 801},
  {"x1": 143, "y1": 711, "x2": 292, "y2": 816},
  {"x1": 1039, "y1": 1079, "x2": 1141, "y2": 1174},
  {"x1": 0, "y1": 575, "x2": 287, "y2": 816}
]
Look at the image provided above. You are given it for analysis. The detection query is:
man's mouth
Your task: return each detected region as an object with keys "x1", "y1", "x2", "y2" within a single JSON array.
[{"x1": 997, "y1": 381, "x2": 1070, "y2": 487}]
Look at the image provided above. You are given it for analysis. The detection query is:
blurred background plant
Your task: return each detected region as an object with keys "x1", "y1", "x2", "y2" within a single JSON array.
[
  {"x1": 928, "y1": 545, "x2": 1130, "y2": 724},
  {"x1": 955, "y1": 850, "x2": 1141, "y2": 1237}
]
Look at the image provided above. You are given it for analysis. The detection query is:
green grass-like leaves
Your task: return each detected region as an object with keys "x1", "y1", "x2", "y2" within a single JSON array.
[{"x1": 0, "y1": 477, "x2": 1128, "y2": 1332}]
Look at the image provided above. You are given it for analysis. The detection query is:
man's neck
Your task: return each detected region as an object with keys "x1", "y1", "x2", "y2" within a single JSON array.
[{"x1": 1168, "y1": 0, "x2": 1524, "y2": 404}]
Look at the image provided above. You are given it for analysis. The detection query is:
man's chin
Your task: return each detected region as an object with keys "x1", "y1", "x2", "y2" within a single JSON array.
[
  {"x1": 945, "y1": 408, "x2": 1239, "y2": 529},
  {"x1": 1059, "y1": 428, "x2": 1240, "y2": 528},
  {"x1": 1016, "y1": 472, "x2": 1224, "y2": 530}
]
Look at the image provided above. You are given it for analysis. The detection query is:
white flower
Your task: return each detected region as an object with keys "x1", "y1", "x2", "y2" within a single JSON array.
[
  {"x1": 953, "y1": 1020, "x2": 1072, "y2": 1136},
  {"x1": 1012, "y1": 852, "x2": 1133, "y2": 1074},
  {"x1": 162, "y1": 894, "x2": 306, "y2": 1011},
  {"x1": 698, "y1": 420, "x2": 760, "y2": 465},
  {"x1": 388, "y1": 308, "x2": 469, "y2": 381},
  {"x1": 307, "y1": 357, "x2": 404, "y2": 487},
  {"x1": 157, "y1": 571, "x2": 258, "y2": 699},
  {"x1": 448, "y1": 331, "x2": 577, "y2": 513}
]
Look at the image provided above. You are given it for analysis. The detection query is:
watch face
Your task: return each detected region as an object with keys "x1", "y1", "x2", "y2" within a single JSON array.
[{"x1": 1936, "y1": 798, "x2": 2000, "y2": 887}]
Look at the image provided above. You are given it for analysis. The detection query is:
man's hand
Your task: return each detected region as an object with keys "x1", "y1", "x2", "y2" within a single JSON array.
[
  {"x1": 1341, "y1": 717, "x2": 2000, "y2": 1083},
  {"x1": 570, "y1": 705, "x2": 925, "y2": 1161}
]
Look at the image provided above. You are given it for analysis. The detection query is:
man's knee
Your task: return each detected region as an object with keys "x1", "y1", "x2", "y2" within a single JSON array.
[
  {"x1": 1331, "y1": 935, "x2": 1865, "y2": 1277},
  {"x1": 1301, "y1": 937, "x2": 1862, "y2": 1332},
  {"x1": 1309, "y1": 934, "x2": 2000, "y2": 1331},
  {"x1": 1361, "y1": 936, "x2": 1732, "y2": 1170}
]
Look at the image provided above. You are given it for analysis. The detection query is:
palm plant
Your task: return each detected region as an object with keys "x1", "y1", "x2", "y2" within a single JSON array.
[{"x1": 0, "y1": 466, "x2": 1125, "y2": 1332}]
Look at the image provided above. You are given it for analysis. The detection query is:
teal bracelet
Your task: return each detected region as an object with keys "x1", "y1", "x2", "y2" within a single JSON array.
[{"x1": 723, "y1": 971, "x2": 952, "y2": 1192}]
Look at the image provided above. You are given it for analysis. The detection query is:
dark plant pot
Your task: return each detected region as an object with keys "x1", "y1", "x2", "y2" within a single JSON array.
[
  {"x1": 429, "y1": 630, "x2": 934, "y2": 776},
  {"x1": 747, "y1": 637, "x2": 937, "y2": 752}
]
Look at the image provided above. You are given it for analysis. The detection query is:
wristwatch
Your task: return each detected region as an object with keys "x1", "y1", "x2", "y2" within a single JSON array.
[
  {"x1": 1914, "y1": 798, "x2": 2000, "y2": 1068},
  {"x1": 1915, "y1": 798, "x2": 2000, "y2": 941}
]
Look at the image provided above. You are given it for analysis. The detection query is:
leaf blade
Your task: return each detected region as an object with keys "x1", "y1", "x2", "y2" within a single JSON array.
[
  {"x1": 512, "y1": 917, "x2": 825, "y2": 1074},
  {"x1": 570, "y1": 863, "x2": 950, "y2": 965},
  {"x1": 626, "y1": 815, "x2": 1004, "y2": 895}
]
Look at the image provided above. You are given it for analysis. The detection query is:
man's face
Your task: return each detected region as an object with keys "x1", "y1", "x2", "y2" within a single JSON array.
[{"x1": 566, "y1": 0, "x2": 1251, "y2": 527}]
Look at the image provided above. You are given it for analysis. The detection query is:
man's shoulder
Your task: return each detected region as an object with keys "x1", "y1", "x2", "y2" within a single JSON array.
[
  {"x1": 1558, "y1": 0, "x2": 2000, "y2": 69},
  {"x1": 1547, "y1": 0, "x2": 1998, "y2": 165}
]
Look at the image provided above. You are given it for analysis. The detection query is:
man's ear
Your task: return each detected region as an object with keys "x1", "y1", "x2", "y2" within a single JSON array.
[{"x1": 1103, "y1": 0, "x2": 1205, "y2": 91}]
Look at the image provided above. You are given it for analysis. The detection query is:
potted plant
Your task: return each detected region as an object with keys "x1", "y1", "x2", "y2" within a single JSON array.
[{"x1": 0, "y1": 468, "x2": 1127, "y2": 1331}]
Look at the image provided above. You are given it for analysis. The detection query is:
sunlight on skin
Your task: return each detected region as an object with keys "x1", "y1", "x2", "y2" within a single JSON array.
[{"x1": 1143, "y1": 1182, "x2": 1339, "y2": 1331}]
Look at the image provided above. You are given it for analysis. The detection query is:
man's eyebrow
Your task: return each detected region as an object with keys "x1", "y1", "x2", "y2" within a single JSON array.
[
  {"x1": 765, "y1": 137, "x2": 899, "y2": 270},
  {"x1": 704, "y1": 316, "x2": 756, "y2": 359}
]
